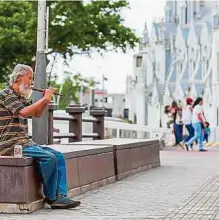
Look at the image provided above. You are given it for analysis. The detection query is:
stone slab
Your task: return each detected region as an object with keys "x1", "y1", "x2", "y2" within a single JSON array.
[
  {"x1": 0, "y1": 165, "x2": 42, "y2": 203},
  {"x1": 68, "y1": 138, "x2": 158, "y2": 150},
  {"x1": 0, "y1": 176, "x2": 116, "y2": 214},
  {"x1": 65, "y1": 139, "x2": 160, "y2": 181},
  {"x1": 0, "y1": 139, "x2": 159, "y2": 213},
  {"x1": 117, "y1": 162, "x2": 160, "y2": 180},
  {"x1": 0, "y1": 199, "x2": 44, "y2": 214},
  {"x1": 49, "y1": 144, "x2": 113, "y2": 158},
  {"x1": 2, "y1": 149, "x2": 219, "y2": 218},
  {"x1": 0, "y1": 144, "x2": 115, "y2": 209},
  {"x1": 0, "y1": 156, "x2": 33, "y2": 166}
]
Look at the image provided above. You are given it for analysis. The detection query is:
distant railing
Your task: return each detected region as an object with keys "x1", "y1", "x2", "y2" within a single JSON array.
[
  {"x1": 29, "y1": 102, "x2": 172, "y2": 145},
  {"x1": 104, "y1": 120, "x2": 172, "y2": 142},
  {"x1": 48, "y1": 102, "x2": 106, "y2": 144}
]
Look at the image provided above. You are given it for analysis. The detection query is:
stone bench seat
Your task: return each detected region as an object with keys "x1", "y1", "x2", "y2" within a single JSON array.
[
  {"x1": 0, "y1": 144, "x2": 115, "y2": 214},
  {"x1": 67, "y1": 138, "x2": 160, "y2": 180},
  {"x1": 0, "y1": 139, "x2": 160, "y2": 214}
]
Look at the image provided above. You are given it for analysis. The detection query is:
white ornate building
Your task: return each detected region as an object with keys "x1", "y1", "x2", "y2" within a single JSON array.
[{"x1": 126, "y1": 0, "x2": 219, "y2": 133}]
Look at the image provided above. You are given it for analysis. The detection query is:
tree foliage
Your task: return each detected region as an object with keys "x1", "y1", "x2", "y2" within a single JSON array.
[
  {"x1": 50, "y1": 74, "x2": 95, "y2": 110},
  {"x1": 0, "y1": 2, "x2": 37, "y2": 82},
  {"x1": 0, "y1": 1, "x2": 139, "y2": 82}
]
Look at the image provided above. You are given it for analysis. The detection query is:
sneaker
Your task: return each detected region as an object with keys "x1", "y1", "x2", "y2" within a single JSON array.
[
  {"x1": 50, "y1": 196, "x2": 81, "y2": 209},
  {"x1": 185, "y1": 143, "x2": 189, "y2": 151},
  {"x1": 179, "y1": 142, "x2": 185, "y2": 149},
  {"x1": 199, "y1": 149, "x2": 207, "y2": 152},
  {"x1": 44, "y1": 198, "x2": 56, "y2": 205}
]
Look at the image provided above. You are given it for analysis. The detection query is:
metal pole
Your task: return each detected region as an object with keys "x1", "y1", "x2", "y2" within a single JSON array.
[
  {"x1": 102, "y1": 74, "x2": 105, "y2": 107},
  {"x1": 32, "y1": 0, "x2": 48, "y2": 145},
  {"x1": 80, "y1": 84, "x2": 83, "y2": 105},
  {"x1": 91, "y1": 89, "x2": 95, "y2": 108}
]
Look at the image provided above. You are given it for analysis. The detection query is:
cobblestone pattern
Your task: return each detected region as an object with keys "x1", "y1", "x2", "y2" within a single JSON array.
[
  {"x1": 164, "y1": 176, "x2": 219, "y2": 220},
  {"x1": 1, "y1": 149, "x2": 219, "y2": 220}
]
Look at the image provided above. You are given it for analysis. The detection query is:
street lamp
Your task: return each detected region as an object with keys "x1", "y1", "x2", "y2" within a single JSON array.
[
  {"x1": 90, "y1": 80, "x2": 100, "y2": 109},
  {"x1": 32, "y1": 0, "x2": 48, "y2": 144},
  {"x1": 102, "y1": 74, "x2": 107, "y2": 108}
]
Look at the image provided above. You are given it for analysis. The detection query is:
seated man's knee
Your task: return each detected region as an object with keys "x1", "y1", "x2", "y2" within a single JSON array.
[
  {"x1": 45, "y1": 152, "x2": 57, "y2": 164},
  {"x1": 55, "y1": 151, "x2": 65, "y2": 163}
]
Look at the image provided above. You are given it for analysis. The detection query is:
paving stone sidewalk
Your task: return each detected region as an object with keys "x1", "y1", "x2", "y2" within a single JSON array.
[{"x1": 1, "y1": 147, "x2": 219, "y2": 220}]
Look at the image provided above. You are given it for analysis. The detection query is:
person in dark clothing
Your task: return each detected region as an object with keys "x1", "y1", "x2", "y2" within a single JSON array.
[
  {"x1": 203, "y1": 122, "x2": 210, "y2": 143},
  {"x1": 181, "y1": 97, "x2": 194, "y2": 151},
  {"x1": 168, "y1": 101, "x2": 183, "y2": 147}
]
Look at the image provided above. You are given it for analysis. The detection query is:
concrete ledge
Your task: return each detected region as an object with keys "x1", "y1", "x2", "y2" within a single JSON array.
[
  {"x1": 0, "y1": 144, "x2": 115, "y2": 212},
  {"x1": 0, "y1": 176, "x2": 116, "y2": 214},
  {"x1": 68, "y1": 176, "x2": 116, "y2": 198},
  {"x1": 117, "y1": 162, "x2": 160, "y2": 180},
  {"x1": 0, "y1": 199, "x2": 44, "y2": 214},
  {"x1": 0, "y1": 156, "x2": 33, "y2": 166},
  {"x1": 70, "y1": 139, "x2": 160, "y2": 181},
  {"x1": 0, "y1": 139, "x2": 160, "y2": 213}
]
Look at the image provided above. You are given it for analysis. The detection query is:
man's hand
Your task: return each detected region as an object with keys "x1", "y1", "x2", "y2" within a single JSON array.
[
  {"x1": 43, "y1": 88, "x2": 56, "y2": 102},
  {"x1": 19, "y1": 88, "x2": 56, "y2": 118}
]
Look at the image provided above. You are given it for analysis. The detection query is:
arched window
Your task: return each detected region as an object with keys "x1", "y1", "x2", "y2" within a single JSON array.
[
  {"x1": 204, "y1": 45, "x2": 208, "y2": 56},
  {"x1": 193, "y1": 61, "x2": 196, "y2": 71},
  {"x1": 206, "y1": 60, "x2": 209, "y2": 71},
  {"x1": 180, "y1": 62, "x2": 183, "y2": 72},
  {"x1": 191, "y1": 48, "x2": 195, "y2": 59},
  {"x1": 156, "y1": 60, "x2": 160, "y2": 72}
]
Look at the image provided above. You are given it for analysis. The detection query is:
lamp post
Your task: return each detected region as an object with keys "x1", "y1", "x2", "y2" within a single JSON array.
[
  {"x1": 32, "y1": 0, "x2": 48, "y2": 144},
  {"x1": 90, "y1": 80, "x2": 100, "y2": 109},
  {"x1": 102, "y1": 74, "x2": 107, "y2": 108}
]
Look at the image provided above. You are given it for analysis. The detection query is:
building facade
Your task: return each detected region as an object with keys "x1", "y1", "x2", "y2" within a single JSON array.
[
  {"x1": 82, "y1": 90, "x2": 126, "y2": 118},
  {"x1": 126, "y1": 0, "x2": 219, "y2": 131}
]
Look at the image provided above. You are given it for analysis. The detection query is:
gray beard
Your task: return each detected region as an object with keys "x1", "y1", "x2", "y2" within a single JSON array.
[{"x1": 19, "y1": 84, "x2": 32, "y2": 99}]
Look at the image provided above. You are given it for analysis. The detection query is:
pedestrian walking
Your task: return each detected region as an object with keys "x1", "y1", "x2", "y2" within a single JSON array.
[
  {"x1": 185, "y1": 97, "x2": 207, "y2": 152},
  {"x1": 203, "y1": 122, "x2": 210, "y2": 143},
  {"x1": 180, "y1": 97, "x2": 194, "y2": 150}
]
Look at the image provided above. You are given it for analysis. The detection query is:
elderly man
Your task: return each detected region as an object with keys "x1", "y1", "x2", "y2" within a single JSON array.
[{"x1": 0, "y1": 64, "x2": 81, "y2": 209}]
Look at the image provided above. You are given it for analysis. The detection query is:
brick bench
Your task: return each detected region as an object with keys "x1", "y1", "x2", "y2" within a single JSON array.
[
  {"x1": 0, "y1": 139, "x2": 160, "y2": 214},
  {"x1": 0, "y1": 144, "x2": 115, "y2": 214},
  {"x1": 67, "y1": 139, "x2": 160, "y2": 180}
]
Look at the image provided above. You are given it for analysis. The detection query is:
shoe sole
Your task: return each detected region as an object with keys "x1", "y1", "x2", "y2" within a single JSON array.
[
  {"x1": 179, "y1": 143, "x2": 184, "y2": 149},
  {"x1": 51, "y1": 201, "x2": 81, "y2": 209}
]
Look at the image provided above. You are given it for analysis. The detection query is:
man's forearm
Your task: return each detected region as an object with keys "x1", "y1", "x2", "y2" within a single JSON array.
[
  {"x1": 19, "y1": 97, "x2": 49, "y2": 117},
  {"x1": 34, "y1": 100, "x2": 50, "y2": 117}
]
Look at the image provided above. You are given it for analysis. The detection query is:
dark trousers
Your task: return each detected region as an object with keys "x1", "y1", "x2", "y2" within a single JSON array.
[
  {"x1": 203, "y1": 133, "x2": 209, "y2": 142},
  {"x1": 174, "y1": 122, "x2": 183, "y2": 144},
  {"x1": 184, "y1": 124, "x2": 195, "y2": 143}
]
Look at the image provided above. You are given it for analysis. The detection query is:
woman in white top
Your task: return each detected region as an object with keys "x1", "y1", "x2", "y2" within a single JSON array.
[
  {"x1": 185, "y1": 97, "x2": 207, "y2": 152},
  {"x1": 181, "y1": 98, "x2": 194, "y2": 151}
]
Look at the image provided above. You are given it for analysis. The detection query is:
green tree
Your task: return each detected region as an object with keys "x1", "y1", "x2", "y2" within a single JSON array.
[
  {"x1": 0, "y1": 2, "x2": 37, "y2": 82},
  {"x1": 0, "y1": 83, "x2": 6, "y2": 90},
  {"x1": 50, "y1": 74, "x2": 95, "y2": 110},
  {"x1": 0, "y1": 1, "x2": 139, "y2": 82}
]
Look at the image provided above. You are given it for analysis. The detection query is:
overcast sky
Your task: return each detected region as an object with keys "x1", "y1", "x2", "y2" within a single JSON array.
[{"x1": 57, "y1": 0, "x2": 165, "y2": 93}]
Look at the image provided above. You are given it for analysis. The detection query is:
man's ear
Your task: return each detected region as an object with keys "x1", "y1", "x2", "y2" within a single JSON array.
[{"x1": 16, "y1": 75, "x2": 22, "y2": 83}]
